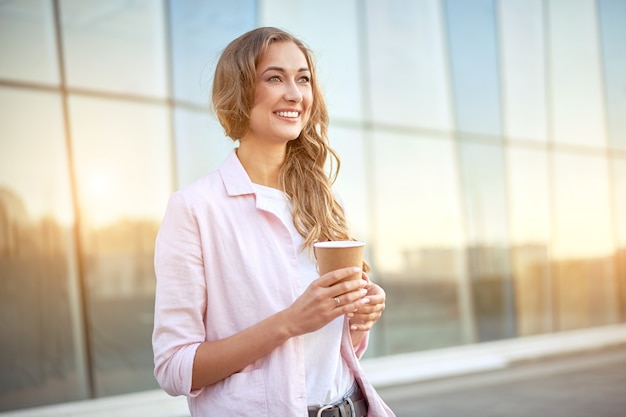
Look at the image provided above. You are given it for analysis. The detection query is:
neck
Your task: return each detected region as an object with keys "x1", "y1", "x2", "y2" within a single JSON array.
[{"x1": 236, "y1": 141, "x2": 286, "y2": 189}]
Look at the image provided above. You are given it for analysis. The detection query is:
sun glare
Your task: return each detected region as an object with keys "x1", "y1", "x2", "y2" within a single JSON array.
[{"x1": 85, "y1": 173, "x2": 113, "y2": 201}]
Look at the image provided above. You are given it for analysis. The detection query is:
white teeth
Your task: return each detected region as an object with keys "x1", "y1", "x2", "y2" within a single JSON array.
[{"x1": 275, "y1": 111, "x2": 299, "y2": 118}]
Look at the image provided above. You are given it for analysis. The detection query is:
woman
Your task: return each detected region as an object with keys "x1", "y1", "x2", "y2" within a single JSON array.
[{"x1": 152, "y1": 27, "x2": 394, "y2": 416}]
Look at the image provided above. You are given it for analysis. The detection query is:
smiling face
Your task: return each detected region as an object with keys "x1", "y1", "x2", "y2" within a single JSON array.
[{"x1": 244, "y1": 41, "x2": 313, "y2": 146}]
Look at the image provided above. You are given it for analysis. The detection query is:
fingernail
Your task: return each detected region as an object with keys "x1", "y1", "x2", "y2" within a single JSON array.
[
  {"x1": 347, "y1": 313, "x2": 354, "y2": 318},
  {"x1": 352, "y1": 267, "x2": 362, "y2": 273},
  {"x1": 350, "y1": 325, "x2": 358, "y2": 331},
  {"x1": 359, "y1": 297, "x2": 370, "y2": 304},
  {"x1": 361, "y1": 289, "x2": 368, "y2": 296}
]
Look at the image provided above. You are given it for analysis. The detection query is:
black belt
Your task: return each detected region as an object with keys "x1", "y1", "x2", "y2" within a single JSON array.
[{"x1": 307, "y1": 384, "x2": 368, "y2": 417}]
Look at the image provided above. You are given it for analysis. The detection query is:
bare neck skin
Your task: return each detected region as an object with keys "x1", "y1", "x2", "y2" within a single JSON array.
[{"x1": 236, "y1": 140, "x2": 287, "y2": 190}]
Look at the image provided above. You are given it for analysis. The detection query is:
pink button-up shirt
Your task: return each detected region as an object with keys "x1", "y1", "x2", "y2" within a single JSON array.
[{"x1": 152, "y1": 150, "x2": 395, "y2": 416}]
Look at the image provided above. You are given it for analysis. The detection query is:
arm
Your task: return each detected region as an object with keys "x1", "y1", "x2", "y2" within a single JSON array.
[
  {"x1": 191, "y1": 267, "x2": 367, "y2": 389},
  {"x1": 154, "y1": 192, "x2": 369, "y2": 393}
]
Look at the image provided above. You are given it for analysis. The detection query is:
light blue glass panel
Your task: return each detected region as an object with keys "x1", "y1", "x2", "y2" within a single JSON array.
[
  {"x1": 259, "y1": 0, "x2": 363, "y2": 122},
  {"x1": 444, "y1": 0, "x2": 501, "y2": 137},
  {"x1": 61, "y1": 0, "x2": 167, "y2": 97},
  {"x1": 169, "y1": 0, "x2": 256, "y2": 105},
  {"x1": 174, "y1": 108, "x2": 235, "y2": 188},
  {"x1": 547, "y1": 0, "x2": 606, "y2": 148},
  {"x1": 365, "y1": 0, "x2": 453, "y2": 131},
  {"x1": 598, "y1": 0, "x2": 626, "y2": 150},
  {"x1": 0, "y1": 0, "x2": 59, "y2": 84},
  {"x1": 498, "y1": 0, "x2": 547, "y2": 142}
]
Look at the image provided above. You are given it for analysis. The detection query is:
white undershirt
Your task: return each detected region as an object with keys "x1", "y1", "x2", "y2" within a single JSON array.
[{"x1": 252, "y1": 184, "x2": 354, "y2": 406}]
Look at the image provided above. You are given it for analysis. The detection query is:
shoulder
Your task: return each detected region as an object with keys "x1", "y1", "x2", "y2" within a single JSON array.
[{"x1": 169, "y1": 170, "x2": 226, "y2": 211}]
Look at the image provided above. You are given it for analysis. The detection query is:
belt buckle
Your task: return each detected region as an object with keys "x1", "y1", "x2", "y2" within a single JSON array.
[
  {"x1": 316, "y1": 404, "x2": 333, "y2": 417},
  {"x1": 346, "y1": 396, "x2": 356, "y2": 417},
  {"x1": 316, "y1": 399, "x2": 356, "y2": 417}
]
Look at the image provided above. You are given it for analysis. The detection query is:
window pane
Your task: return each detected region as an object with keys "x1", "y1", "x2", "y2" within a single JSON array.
[
  {"x1": 458, "y1": 141, "x2": 515, "y2": 341},
  {"x1": 548, "y1": 0, "x2": 607, "y2": 148},
  {"x1": 598, "y1": 0, "x2": 626, "y2": 150},
  {"x1": 0, "y1": 88, "x2": 86, "y2": 410},
  {"x1": 68, "y1": 95, "x2": 172, "y2": 396},
  {"x1": 499, "y1": 0, "x2": 547, "y2": 142},
  {"x1": 365, "y1": 0, "x2": 452, "y2": 130},
  {"x1": 0, "y1": 0, "x2": 59, "y2": 84},
  {"x1": 507, "y1": 147, "x2": 552, "y2": 335},
  {"x1": 174, "y1": 108, "x2": 234, "y2": 188},
  {"x1": 328, "y1": 126, "x2": 370, "y2": 243},
  {"x1": 372, "y1": 132, "x2": 471, "y2": 353},
  {"x1": 259, "y1": 0, "x2": 364, "y2": 122},
  {"x1": 60, "y1": 0, "x2": 167, "y2": 97},
  {"x1": 445, "y1": 0, "x2": 502, "y2": 137},
  {"x1": 612, "y1": 157, "x2": 626, "y2": 319},
  {"x1": 552, "y1": 152, "x2": 618, "y2": 330},
  {"x1": 169, "y1": 0, "x2": 256, "y2": 105}
]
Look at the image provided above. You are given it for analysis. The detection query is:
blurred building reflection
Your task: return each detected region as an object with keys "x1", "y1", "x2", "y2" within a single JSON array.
[{"x1": 1, "y1": 0, "x2": 625, "y2": 412}]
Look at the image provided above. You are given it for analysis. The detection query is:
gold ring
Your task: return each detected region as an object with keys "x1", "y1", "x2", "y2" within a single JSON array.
[{"x1": 334, "y1": 297, "x2": 340, "y2": 307}]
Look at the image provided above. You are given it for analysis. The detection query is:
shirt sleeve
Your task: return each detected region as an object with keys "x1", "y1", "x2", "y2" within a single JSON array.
[{"x1": 152, "y1": 191, "x2": 207, "y2": 397}]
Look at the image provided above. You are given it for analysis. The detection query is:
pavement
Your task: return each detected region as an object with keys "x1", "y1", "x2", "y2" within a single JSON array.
[
  {"x1": 2, "y1": 325, "x2": 625, "y2": 417},
  {"x1": 377, "y1": 343, "x2": 626, "y2": 417}
]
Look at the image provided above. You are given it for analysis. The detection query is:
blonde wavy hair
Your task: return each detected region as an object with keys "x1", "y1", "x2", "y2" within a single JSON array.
[{"x1": 212, "y1": 27, "x2": 368, "y2": 270}]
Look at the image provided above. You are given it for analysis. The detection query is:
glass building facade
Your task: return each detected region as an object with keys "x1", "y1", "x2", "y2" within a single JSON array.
[{"x1": 1, "y1": 0, "x2": 625, "y2": 412}]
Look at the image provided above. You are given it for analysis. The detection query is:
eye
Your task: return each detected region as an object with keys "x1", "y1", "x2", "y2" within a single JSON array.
[
  {"x1": 298, "y1": 75, "x2": 311, "y2": 84},
  {"x1": 267, "y1": 75, "x2": 281, "y2": 82}
]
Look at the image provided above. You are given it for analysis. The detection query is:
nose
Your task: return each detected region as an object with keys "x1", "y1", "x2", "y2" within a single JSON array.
[{"x1": 284, "y1": 80, "x2": 303, "y2": 102}]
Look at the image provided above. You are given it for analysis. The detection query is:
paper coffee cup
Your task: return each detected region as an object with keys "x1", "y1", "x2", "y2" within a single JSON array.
[{"x1": 313, "y1": 241, "x2": 365, "y2": 282}]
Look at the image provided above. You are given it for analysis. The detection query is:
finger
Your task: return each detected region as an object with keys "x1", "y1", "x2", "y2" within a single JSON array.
[
  {"x1": 332, "y1": 287, "x2": 368, "y2": 310},
  {"x1": 349, "y1": 319, "x2": 375, "y2": 332},
  {"x1": 318, "y1": 266, "x2": 362, "y2": 287}
]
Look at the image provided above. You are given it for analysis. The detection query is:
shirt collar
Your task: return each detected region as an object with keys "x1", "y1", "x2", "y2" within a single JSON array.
[{"x1": 218, "y1": 149, "x2": 256, "y2": 197}]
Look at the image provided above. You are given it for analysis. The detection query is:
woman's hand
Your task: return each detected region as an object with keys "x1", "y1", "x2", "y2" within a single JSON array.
[
  {"x1": 348, "y1": 274, "x2": 386, "y2": 345},
  {"x1": 284, "y1": 266, "x2": 368, "y2": 337}
]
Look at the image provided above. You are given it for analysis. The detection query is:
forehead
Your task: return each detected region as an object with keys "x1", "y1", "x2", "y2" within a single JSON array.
[{"x1": 257, "y1": 41, "x2": 309, "y2": 72}]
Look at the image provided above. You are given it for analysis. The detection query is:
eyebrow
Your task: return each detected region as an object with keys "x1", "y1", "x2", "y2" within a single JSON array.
[{"x1": 261, "y1": 66, "x2": 310, "y2": 75}]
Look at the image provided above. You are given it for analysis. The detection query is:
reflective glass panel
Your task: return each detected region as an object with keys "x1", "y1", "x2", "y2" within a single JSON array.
[
  {"x1": 68, "y1": 95, "x2": 171, "y2": 396},
  {"x1": 552, "y1": 151, "x2": 618, "y2": 330},
  {"x1": 60, "y1": 0, "x2": 167, "y2": 97},
  {"x1": 0, "y1": 88, "x2": 85, "y2": 410},
  {"x1": 598, "y1": 0, "x2": 626, "y2": 150},
  {"x1": 445, "y1": 0, "x2": 502, "y2": 137},
  {"x1": 612, "y1": 157, "x2": 626, "y2": 318},
  {"x1": 458, "y1": 141, "x2": 515, "y2": 341},
  {"x1": 327, "y1": 126, "x2": 370, "y2": 243},
  {"x1": 507, "y1": 146, "x2": 552, "y2": 335},
  {"x1": 365, "y1": 0, "x2": 452, "y2": 130},
  {"x1": 613, "y1": 158, "x2": 626, "y2": 251},
  {"x1": 0, "y1": 0, "x2": 59, "y2": 84},
  {"x1": 174, "y1": 108, "x2": 235, "y2": 188},
  {"x1": 259, "y1": 0, "x2": 363, "y2": 122},
  {"x1": 169, "y1": 0, "x2": 256, "y2": 105},
  {"x1": 498, "y1": 0, "x2": 547, "y2": 142},
  {"x1": 372, "y1": 132, "x2": 470, "y2": 353},
  {"x1": 547, "y1": 0, "x2": 606, "y2": 148}
]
